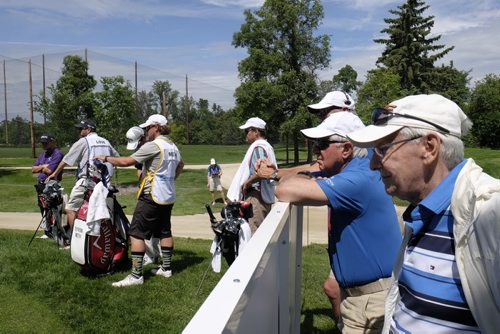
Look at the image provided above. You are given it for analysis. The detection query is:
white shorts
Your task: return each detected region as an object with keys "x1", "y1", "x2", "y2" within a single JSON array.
[
  {"x1": 65, "y1": 178, "x2": 86, "y2": 211},
  {"x1": 209, "y1": 176, "x2": 223, "y2": 192}
]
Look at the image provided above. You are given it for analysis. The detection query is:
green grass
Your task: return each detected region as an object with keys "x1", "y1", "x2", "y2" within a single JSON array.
[
  {"x1": 0, "y1": 168, "x2": 218, "y2": 216},
  {"x1": 0, "y1": 229, "x2": 336, "y2": 333}
]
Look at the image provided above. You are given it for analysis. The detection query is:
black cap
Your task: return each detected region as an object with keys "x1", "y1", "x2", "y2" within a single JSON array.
[
  {"x1": 40, "y1": 133, "x2": 55, "y2": 143},
  {"x1": 75, "y1": 119, "x2": 96, "y2": 129}
]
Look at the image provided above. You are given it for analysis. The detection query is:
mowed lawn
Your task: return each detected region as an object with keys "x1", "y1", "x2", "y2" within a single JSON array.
[{"x1": 0, "y1": 230, "x2": 335, "y2": 333}]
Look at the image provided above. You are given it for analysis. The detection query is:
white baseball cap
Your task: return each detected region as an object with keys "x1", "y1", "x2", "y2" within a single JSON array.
[
  {"x1": 139, "y1": 114, "x2": 168, "y2": 128},
  {"x1": 301, "y1": 112, "x2": 365, "y2": 139},
  {"x1": 239, "y1": 117, "x2": 266, "y2": 130},
  {"x1": 126, "y1": 126, "x2": 144, "y2": 150},
  {"x1": 307, "y1": 91, "x2": 355, "y2": 112},
  {"x1": 210, "y1": 158, "x2": 216, "y2": 165},
  {"x1": 347, "y1": 94, "x2": 473, "y2": 147}
]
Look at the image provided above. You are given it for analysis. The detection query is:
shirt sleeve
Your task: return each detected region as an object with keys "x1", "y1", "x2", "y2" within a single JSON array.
[
  {"x1": 63, "y1": 138, "x2": 86, "y2": 166},
  {"x1": 33, "y1": 153, "x2": 43, "y2": 166},
  {"x1": 249, "y1": 146, "x2": 268, "y2": 175},
  {"x1": 316, "y1": 173, "x2": 364, "y2": 213},
  {"x1": 131, "y1": 141, "x2": 160, "y2": 163},
  {"x1": 46, "y1": 149, "x2": 64, "y2": 172}
]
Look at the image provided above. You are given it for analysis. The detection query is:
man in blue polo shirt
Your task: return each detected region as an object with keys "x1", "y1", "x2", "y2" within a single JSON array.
[
  {"x1": 275, "y1": 112, "x2": 402, "y2": 333},
  {"x1": 348, "y1": 94, "x2": 500, "y2": 333}
]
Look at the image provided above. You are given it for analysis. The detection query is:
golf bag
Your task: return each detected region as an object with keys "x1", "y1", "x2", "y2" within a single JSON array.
[
  {"x1": 33, "y1": 180, "x2": 69, "y2": 246},
  {"x1": 206, "y1": 201, "x2": 252, "y2": 266},
  {"x1": 71, "y1": 159, "x2": 130, "y2": 276}
]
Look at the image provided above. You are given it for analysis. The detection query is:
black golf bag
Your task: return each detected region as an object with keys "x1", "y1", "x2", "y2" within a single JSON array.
[
  {"x1": 70, "y1": 159, "x2": 130, "y2": 276},
  {"x1": 206, "y1": 201, "x2": 253, "y2": 266},
  {"x1": 33, "y1": 180, "x2": 69, "y2": 246}
]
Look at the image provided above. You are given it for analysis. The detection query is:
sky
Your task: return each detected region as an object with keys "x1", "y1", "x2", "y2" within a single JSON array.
[{"x1": 1, "y1": 0, "x2": 499, "y2": 120}]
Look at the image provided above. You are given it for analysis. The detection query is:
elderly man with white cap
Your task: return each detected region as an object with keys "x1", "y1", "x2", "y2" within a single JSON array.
[
  {"x1": 307, "y1": 90, "x2": 356, "y2": 120},
  {"x1": 347, "y1": 94, "x2": 500, "y2": 334},
  {"x1": 95, "y1": 114, "x2": 184, "y2": 286},
  {"x1": 273, "y1": 112, "x2": 402, "y2": 333},
  {"x1": 227, "y1": 117, "x2": 277, "y2": 233}
]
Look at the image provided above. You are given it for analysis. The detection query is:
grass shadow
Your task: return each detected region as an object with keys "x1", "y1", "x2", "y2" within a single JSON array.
[{"x1": 301, "y1": 307, "x2": 339, "y2": 334}]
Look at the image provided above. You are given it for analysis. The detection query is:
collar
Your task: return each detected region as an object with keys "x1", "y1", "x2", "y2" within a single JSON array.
[{"x1": 404, "y1": 159, "x2": 467, "y2": 235}]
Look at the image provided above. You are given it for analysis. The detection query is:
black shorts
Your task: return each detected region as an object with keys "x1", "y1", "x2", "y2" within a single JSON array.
[{"x1": 129, "y1": 195, "x2": 174, "y2": 240}]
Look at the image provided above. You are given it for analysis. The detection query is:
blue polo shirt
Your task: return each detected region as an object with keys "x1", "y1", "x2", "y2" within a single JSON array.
[
  {"x1": 316, "y1": 152, "x2": 401, "y2": 288},
  {"x1": 391, "y1": 159, "x2": 479, "y2": 333}
]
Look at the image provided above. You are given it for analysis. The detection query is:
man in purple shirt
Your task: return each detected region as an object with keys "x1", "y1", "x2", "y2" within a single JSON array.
[{"x1": 32, "y1": 134, "x2": 64, "y2": 214}]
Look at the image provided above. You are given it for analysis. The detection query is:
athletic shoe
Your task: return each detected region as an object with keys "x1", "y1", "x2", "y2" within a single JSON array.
[
  {"x1": 112, "y1": 274, "x2": 144, "y2": 287},
  {"x1": 143, "y1": 255, "x2": 154, "y2": 266},
  {"x1": 211, "y1": 201, "x2": 216, "y2": 206},
  {"x1": 151, "y1": 267, "x2": 172, "y2": 278},
  {"x1": 36, "y1": 234, "x2": 49, "y2": 239}
]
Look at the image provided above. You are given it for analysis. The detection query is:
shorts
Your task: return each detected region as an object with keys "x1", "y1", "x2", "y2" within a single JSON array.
[
  {"x1": 65, "y1": 178, "x2": 86, "y2": 211},
  {"x1": 129, "y1": 194, "x2": 173, "y2": 240},
  {"x1": 209, "y1": 176, "x2": 223, "y2": 192}
]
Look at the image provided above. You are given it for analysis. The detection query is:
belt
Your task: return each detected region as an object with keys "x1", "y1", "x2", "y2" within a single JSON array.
[{"x1": 343, "y1": 277, "x2": 392, "y2": 297}]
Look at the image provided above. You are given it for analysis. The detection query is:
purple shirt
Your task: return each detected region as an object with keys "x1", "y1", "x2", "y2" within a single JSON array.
[{"x1": 33, "y1": 148, "x2": 64, "y2": 182}]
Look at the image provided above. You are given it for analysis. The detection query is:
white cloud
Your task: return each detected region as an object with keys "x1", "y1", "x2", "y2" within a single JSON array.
[{"x1": 199, "y1": 0, "x2": 263, "y2": 7}]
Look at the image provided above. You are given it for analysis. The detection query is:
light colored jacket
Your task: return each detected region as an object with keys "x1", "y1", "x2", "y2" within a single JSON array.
[{"x1": 383, "y1": 158, "x2": 500, "y2": 333}]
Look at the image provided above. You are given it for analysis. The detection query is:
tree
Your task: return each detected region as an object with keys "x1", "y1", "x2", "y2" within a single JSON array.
[
  {"x1": 233, "y1": 0, "x2": 330, "y2": 163},
  {"x1": 332, "y1": 65, "x2": 362, "y2": 94},
  {"x1": 94, "y1": 76, "x2": 138, "y2": 146},
  {"x1": 467, "y1": 74, "x2": 500, "y2": 148},
  {"x1": 356, "y1": 69, "x2": 405, "y2": 124},
  {"x1": 136, "y1": 90, "x2": 157, "y2": 119},
  {"x1": 37, "y1": 55, "x2": 97, "y2": 145},
  {"x1": 429, "y1": 61, "x2": 470, "y2": 107},
  {"x1": 151, "y1": 80, "x2": 180, "y2": 121},
  {"x1": 374, "y1": 0, "x2": 453, "y2": 93}
]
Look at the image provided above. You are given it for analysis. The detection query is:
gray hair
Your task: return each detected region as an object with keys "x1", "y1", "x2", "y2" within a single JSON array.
[
  {"x1": 328, "y1": 134, "x2": 368, "y2": 158},
  {"x1": 399, "y1": 127, "x2": 465, "y2": 170}
]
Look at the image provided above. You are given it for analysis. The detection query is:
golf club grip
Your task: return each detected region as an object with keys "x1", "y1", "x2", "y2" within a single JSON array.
[{"x1": 205, "y1": 204, "x2": 217, "y2": 223}]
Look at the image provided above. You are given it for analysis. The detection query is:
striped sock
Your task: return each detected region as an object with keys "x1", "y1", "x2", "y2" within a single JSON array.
[
  {"x1": 131, "y1": 251, "x2": 145, "y2": 278},
  {"x1": 161, "y1": 246, "x2": 173, "y2": 271}
]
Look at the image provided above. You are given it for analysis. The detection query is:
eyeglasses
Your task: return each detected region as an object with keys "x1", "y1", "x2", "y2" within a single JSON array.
[
  {"x1": 371, "y1": 108, "x2": 450, "y2": 134},
  {"x1": 313, "y1": 139, "x2": 346, "y2": 151},
  {"x1": 373, "y1": 136, "x2": 422, "y2": 158}
]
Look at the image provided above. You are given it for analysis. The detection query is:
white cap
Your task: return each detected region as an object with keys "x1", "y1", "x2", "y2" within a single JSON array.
[
  {"x1": 307, "y1": 91, "x2": 355, "y2": 112},
  {"x1": 347, "y1": 94, "x2": 473, "y2": 147},
  {"x1": 210, "y1": 158, "x2": 216, "y2": 165},
  {"x1": 126, "y1": 126, "x2": 144, "y2": 150},
  {"x1": 139, "y1": 114, "x2": 168, "y2": 128},
  {"x1": 239, "y1": 117, "x2": 266, "y2": 130},
  {"x1": 301, "y1": 112, "x2": 365, "y2": 139}
]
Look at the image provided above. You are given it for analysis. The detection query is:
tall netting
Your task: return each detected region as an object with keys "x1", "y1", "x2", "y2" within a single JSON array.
[{"x1": 0, "y1": 49, "x2": 236, "y2": 125}]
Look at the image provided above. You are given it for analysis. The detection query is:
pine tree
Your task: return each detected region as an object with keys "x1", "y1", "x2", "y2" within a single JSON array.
[{"x1": 374, "y1": 0, "x2": 453, "y2": 93}]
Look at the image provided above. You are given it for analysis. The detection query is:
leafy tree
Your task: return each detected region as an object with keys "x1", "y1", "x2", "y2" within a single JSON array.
[
  {"x1": 152, "y1": 80, "x2": 180, "y2": 121},
  {"x1": 429, "y1": 61, "x2": 470, "y2": 107},
  {"x1": 136, "y1": 90, "x2": 157, "y2": 119},
  {"x1": 467, "y1": 74, "x2": 500, "y2": 148},
  {"x1": 36, "y1": 55, "x2": 97, "y2": 145},
  {"x1": 94, "y1": 76, "x2": 138, "y2": 146},
  {"x1": 233, "y1": 0, "x2": 330, "y2": 162},
  {"x1": 332, "y1": 65, "x2": 362, "y2": 94},
  {"x1": 356, "y1": 69, "x2": 405, "y2": 124},
  {"x1": 374, "y1": 0, "x2": 453, "y2": 93}
]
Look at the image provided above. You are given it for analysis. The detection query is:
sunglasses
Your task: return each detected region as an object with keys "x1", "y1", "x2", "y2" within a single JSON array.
[
  {"x1": 245, "y1": 127, "x2": 255, "y2": 135},
  {"x1": 371, "y1": 108, "x2": 450, "y2": 134},
  {"x1": 313, "y1": 139, "x2": 346, "y2": 151}
]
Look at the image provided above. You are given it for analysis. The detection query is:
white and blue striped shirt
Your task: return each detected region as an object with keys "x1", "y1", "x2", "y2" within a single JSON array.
[{"x1": 390, "y1": 160, "x2": 480, "y2": 333}]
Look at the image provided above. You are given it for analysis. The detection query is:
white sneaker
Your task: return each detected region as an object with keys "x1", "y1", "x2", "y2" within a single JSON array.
[
  {"x1": 151, "y1": 267, "x2": 172, "y2": 278},
  {"x1": 112, "y1": 274, "x2": 144, "y2": 287},
  {"x1": 36, "y1": 234, "x2": 49, "y2": 239},
  {"x1": 143, "y1": 255, "x2": 154, "y2": 266}
]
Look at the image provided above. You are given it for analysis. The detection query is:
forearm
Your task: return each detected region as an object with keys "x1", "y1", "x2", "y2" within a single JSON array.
[
  {"x1": 50, "y1": 160, "x2": 68, "y2": 178},
  {"x1": 278, "y1": 162, "x2": 320, "y2": 182},
  {"x1": 175, "y1": 161, "x2": 184, "y2": 179},
  {"x1": 275, "y1": 175, "x2": 328, "y2": 206},
  {"x1": 101, "y1": 155, "x2": 137, "y2": 167}
]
